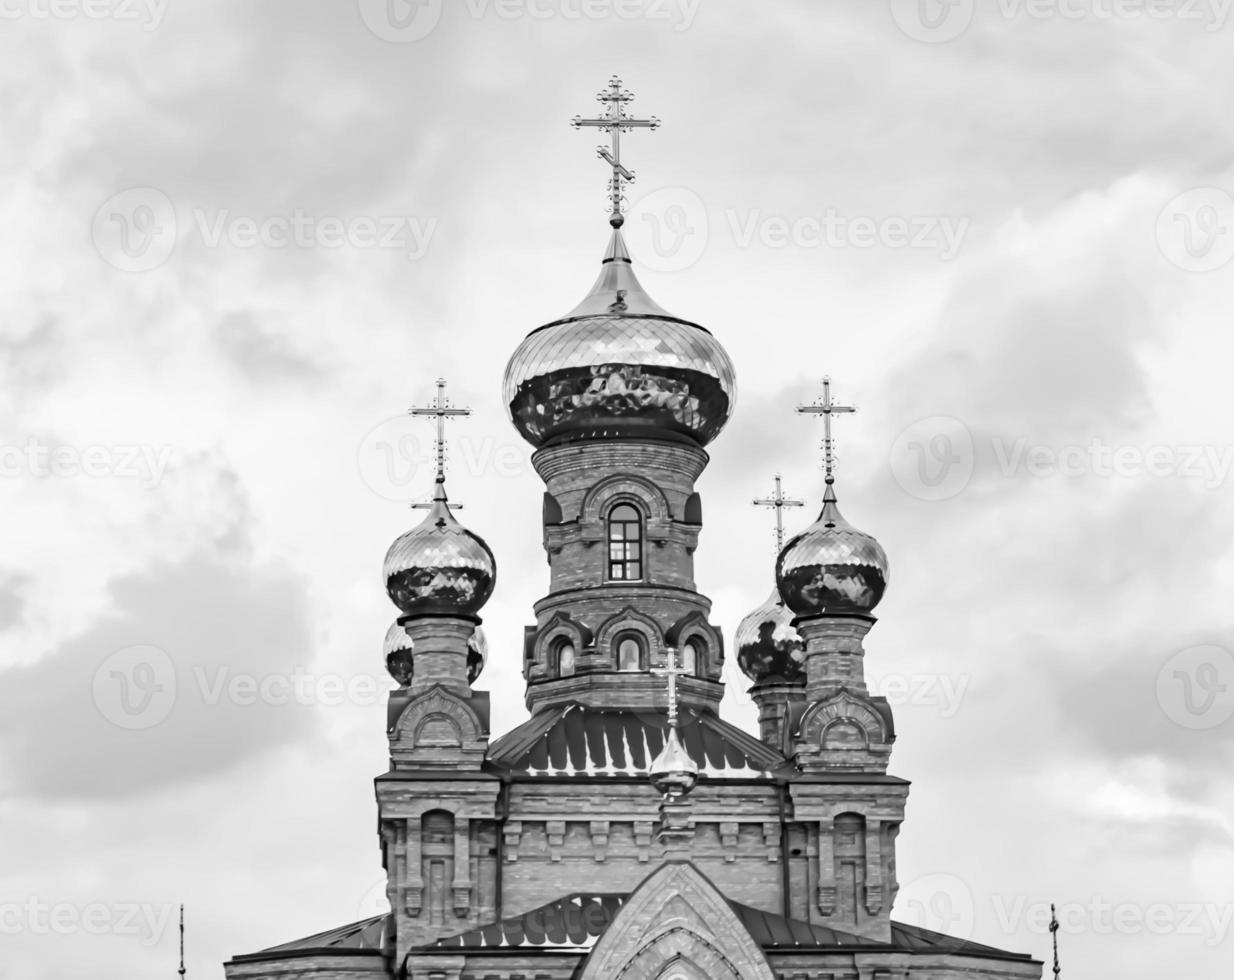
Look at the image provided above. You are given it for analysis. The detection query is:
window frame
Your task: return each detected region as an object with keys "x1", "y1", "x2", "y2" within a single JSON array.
[{"x1": 606, "y1": 502, "x2": 645, "y2": 582}]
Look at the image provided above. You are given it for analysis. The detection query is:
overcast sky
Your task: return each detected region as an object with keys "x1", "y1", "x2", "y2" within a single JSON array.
[{"x1": 1, "y1": 1, "x2": 1233, "y2": 978}]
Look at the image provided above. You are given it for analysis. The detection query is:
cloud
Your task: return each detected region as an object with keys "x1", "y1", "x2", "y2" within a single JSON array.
[
  {"x1": 0, "y1": 551, "x2": 321, "y2": 801},
  {"x1": 213, "y1": 309, "x2": 321, "y2": 383}
]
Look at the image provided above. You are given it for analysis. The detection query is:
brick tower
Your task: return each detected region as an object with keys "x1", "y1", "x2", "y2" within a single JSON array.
[{"x1": 224, "y1": 78, "x2": 1042, "y2": 980}]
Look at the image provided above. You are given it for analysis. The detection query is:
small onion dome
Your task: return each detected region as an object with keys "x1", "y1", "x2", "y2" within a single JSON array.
[
  {"x1": 649, "y1": 726, "x2": 699, "y2": 799},
  {"x1": 384, "y1": 621, "x2": 414, "y2": 686},
  {"x1": 735, "y1": 587, "x2": 806, "y2": 684},
  {"x1": 466, "y1": 625, "x2": 488, "y2": 684},
  {"x1": 503, "y1": 228, "x2": 736, "y2": 449},
  {"x1": 776, "y1": 484, "x2": 889, "y2": 616},
  {"x1": 384, "y1": 478, "x2": 496, "y2": 617},
  {"x1": 383, "y1": 621, "x2": 487, "y2": 686}
]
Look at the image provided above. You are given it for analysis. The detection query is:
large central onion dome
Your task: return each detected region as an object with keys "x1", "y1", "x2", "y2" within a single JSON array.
[
  {"x1": 735, "y1": 587, "x2": 806, "y2": 684},
  {"x1": 503, "y1": 227, "x2": 736, "y2": 448},
  {"x1": 384, "y1": 478, "x2": 496, "y2": 617},
  {"x1": 776, "y1": 484, "x2": 889, "y2": 616}
]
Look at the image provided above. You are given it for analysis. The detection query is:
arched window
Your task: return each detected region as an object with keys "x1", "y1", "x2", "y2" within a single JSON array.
[
  {"x1": 616, "y1": 634, "x2": 643, "y2": 672},
  {"x1": 680, "y1": 640, "x2": 699, "y2": 675},
  {"x1": 556, "y1": 639, "x2": 576, "y2": 678},
  {"x1": 607, "y1": 503, "x2": 643, "y2": 581}
]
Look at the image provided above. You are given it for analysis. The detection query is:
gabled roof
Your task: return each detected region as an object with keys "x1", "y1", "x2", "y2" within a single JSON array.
[
  {"x1": 428, "y1": 891, "x2": 1034, "y2": 962},
  {"x1": 487, "y1": 703, "x2": 791, "y2": 779}
]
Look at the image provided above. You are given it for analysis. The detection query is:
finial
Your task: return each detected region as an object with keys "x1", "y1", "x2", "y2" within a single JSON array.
[
  {"x1": 753, "y1": 473, "x2": 804, "y2": 552},
  {"x1": 1050, "y1": 903, "x2": 1062, "y2": 979},
  {"x1": 178, "y1": 904, "x2": 185, "y2": 979},
  {"x1": 796, "y1": 376, "x2": 857, "y2": 490},
  {"x1": 571, "y1": 75, "x2": 660, "y2": 226},
  {"x1": 409, "y1": 378, "x2": 471, "y2": 512},
  {"x1": 649, "y1": 646, "x2": 698, "y2": 802}
]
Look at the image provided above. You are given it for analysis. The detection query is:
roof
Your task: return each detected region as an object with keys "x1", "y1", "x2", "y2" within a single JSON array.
[
  {"x1": 429, "y1": 892, "x2": 1035, "y2": 962},
  {"x1": 487, "y1": 703, "x2": 791, "y2": 779},
  {"x1": 228, "y1": 915, "x2": 388, "y2": 963}
]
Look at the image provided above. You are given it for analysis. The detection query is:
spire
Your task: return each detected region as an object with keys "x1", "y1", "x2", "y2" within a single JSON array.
[
  {"x1": 571, "y1": 74, "x2": 660, "y2": 228},
  {"x1": 753, "y1": 473, "x2": 804, "y2": 553},
  {"x1": 1050, "y1": 903, "x2": 1062, "y2": 979},
  {"x1": 178, "y1": 904, "x2": 185, "y2": 980}
]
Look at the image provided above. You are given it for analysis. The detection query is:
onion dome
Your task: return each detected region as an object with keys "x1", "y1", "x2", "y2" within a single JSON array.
[
  {"x1": 384, "y1": 622, "x2": 414, "y2": 686},
  {"x1": 382, "y1": 621, "x2": 487, "y2": 686},
  {"x1": 503, "y1": 228, "x2": 736, "y2": 448},
  {"x1": 776, "y1": 484, "x2": 889, "y2": 616},
  {"x1": 384, "y1": 477, "x2": 496, "y2": 617},
  {"x1": 735, "y1": 587, "x2": 806, "y2": 684},
  {"x1": 649, "y1": 726, "x2": 699, "y2": 799},
  {"x1": 466, "y1": 625, "x2": 488, "y2": 683}
]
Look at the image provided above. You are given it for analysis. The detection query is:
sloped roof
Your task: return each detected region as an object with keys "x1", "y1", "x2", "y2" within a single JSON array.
[
  {"x1": 429, "y1": 891, "x2": 1035, "y2": 963},
  {"x1": 487, "y1": 703, "x2": 791, "y2": 778},
  {"x1": 229, "y1": 915, "x2": 388, "y2": 963}
]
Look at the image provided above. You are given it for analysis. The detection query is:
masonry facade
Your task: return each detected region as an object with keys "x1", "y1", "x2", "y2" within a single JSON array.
[{"x1": 225, "y1": 91, "x2": 1041, "y2": 980}]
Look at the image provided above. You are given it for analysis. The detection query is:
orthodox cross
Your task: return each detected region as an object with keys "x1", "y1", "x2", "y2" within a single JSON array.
[
  {"x1": 571, "y1": 75, "x2": 660, "y2": 226},
  {"x1": 796, "y1": 376, "x2": 856, "y2": 485},
  {"x1": 178, "y1": 904, "x2": 185, "y2": 979},
  {"x1": 652, "y1": 647, "x2": 685, "y2": 730},
  {"x1": 753, "y1": 473, "x2": 803, "y2": 551},
  {"x1": 410, "y1": 378, "x2": 470, "y2": 510}
]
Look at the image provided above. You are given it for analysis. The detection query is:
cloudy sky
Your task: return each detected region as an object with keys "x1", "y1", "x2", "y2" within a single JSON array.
[{"x1": 2, "y1": 1, "x2": 1233, "y2": 977}]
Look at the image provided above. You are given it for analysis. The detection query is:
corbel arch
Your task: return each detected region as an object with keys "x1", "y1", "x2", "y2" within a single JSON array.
[
  {"x1": 534, "y1": 611, "x2": 594, "y2": 679},
  {"x1": 581, "y1": 474, "x2": 671, "y2": 526},
  {"x1": 665, "y1": 611, "x2": 723, "y2": 679},
  {"x1": 595, "y1": 606, "x2": 662, "y2": 668}
]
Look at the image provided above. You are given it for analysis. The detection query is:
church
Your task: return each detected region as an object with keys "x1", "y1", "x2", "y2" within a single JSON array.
[{"x1": 224, "y1": 79, "x2": 1042, "y2": 980}]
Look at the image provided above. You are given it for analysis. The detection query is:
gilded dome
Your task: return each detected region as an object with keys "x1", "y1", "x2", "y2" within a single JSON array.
[
  {"x1": 503, "y1": 229, "x2": 736, "y2": 448},
  {"x1": 384, "y1": 479, "x2": 496, "y2": 618},
  {"x1": 735, "y1": 586, "x2": 806, "y2": 684},
  {"x1": 382, "y1": 620, "x2": 487, "y2": 686},
  {"x1": 776, "y1": 485, "x2": 888, "y2": 616}
]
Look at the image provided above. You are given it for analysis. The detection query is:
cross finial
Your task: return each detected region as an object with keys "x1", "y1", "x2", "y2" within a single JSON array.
[
  {"x1": 178, "y1": 904, "x2": 185, "y2": 980},
  {"x1": 796, "y1": 376, "x2": 857, "y2": 486},
  {"x1": 1049, "y1": 903, "x2": 1062, "y2": 980},
  {"x1": 571, "y1": 75, "x2": 660, "y2": 227},
  {"x1": 753, "y1": 473, "x2": 804, "y2": 552},
  {"x1": 652, "y1": 646, "x2": 685, "y2": 730},
  {"x1": 409, "y1": 378, "x2": 471, "y2": 511}
]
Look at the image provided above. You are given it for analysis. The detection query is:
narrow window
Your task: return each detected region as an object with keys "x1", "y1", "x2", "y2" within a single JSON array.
[
  {"x1": 680, "y1": 640, "x2": 699, "y2": 675},
  {"x1": 617, "y1": 635, "x2": 642, "y2": 672},
  {"x1": 557, "y1": 639, "x2": 576, "y2": 677},
  {"x1": 607, "y1": 503, "x2": 643, "y2": 581}
]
